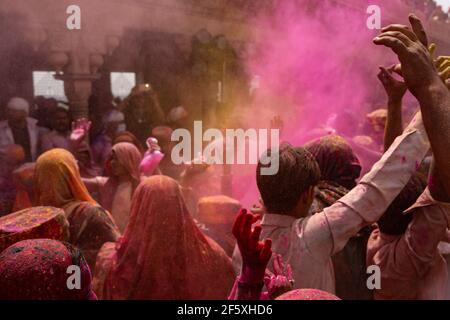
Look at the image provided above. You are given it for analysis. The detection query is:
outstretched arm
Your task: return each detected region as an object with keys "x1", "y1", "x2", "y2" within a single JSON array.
[
  {"x1": 374, "y1": 14, "x2": 450, "y2": 201},
  {"x1": 377, "y1": 66, "x2": 407, "y2": 151}
]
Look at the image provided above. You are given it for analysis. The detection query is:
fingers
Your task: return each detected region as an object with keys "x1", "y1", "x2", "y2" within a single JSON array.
[
  {"x1": 429, "y1": 43, "x2": 437, "y2": 59},
  {"x1": 260, "y1": 238, "x2": 272, "y2": 262},
  {"x1": 377, "y1": 66, "x2": 391, "y2": 85},
  {"x1": 439, "y1": 66, "x2": 450, "y2": 81},
  {"x1": 250, "y1": 225, "x2": 262, "y2": 250},
  {"x1": 273, "y1": 254, "x2": 282, "y2": 275},
  {"x1": 437, "y1": 58, "x2": 450, "y2": 70},
  {"x1": 286, "y1": 264, "x2": 293, "y2": 281},
  {"x1": 232, "y1": 208, "x2": 247, "y2": 238},
  {"x1": 437, "y1": 56, "x2": 450, "y2": 66},
  {"x1": 373, "y1": 35, "x2": 408, "y2": 56},
  {"x1": 381, "y1": 24, "x2": 418, "y2": 42},
  {"x1": 241, "y1": 213, "x2": 254, "y2": 247},
  {"x1": 376, "y1": 31, "x2": 414, "y2": 46},
  {"x1": 409, "y1": 13, "x2": 428, "y2": 47}
]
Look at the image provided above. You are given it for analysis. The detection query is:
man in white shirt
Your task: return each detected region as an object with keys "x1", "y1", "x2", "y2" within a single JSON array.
[{"x1": 232, "y1": 13, "x2": 450, "y2": 295}]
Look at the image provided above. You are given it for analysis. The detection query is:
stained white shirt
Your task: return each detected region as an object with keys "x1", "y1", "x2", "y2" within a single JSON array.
[{"x1": 233, "y1": 112, "x2": 430, "y2": 294}]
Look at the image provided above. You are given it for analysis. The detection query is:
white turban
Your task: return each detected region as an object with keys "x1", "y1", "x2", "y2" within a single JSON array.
[
  {"x1": 7, "y1": 97, "x2": 30, "y2": 114},
  {"x1": 103, "y1": 109, "x2": 124, "y2": 124},
  {"x1": 167, "y1": 106, "x2": 188, "y2": 123}
]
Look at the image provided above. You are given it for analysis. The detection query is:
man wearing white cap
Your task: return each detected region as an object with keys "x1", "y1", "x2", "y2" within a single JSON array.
[{"x1": 0, "y1": 97, "x2": 45, "y2": 161}]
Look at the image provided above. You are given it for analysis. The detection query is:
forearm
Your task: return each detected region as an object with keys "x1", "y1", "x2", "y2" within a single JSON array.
[
  {"x1": 384, "y1": 99, "x2": 403, "y2": 151},
  {"x1": 338, "y1": 112, "x2": 430, "y2": 224},
  {"x1": 415, "y1": 78, "x2": 450, "y2": 200}
]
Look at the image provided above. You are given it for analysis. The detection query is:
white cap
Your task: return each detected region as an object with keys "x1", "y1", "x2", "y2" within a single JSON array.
[
  {"x1": 167, "y1": 106, "x2": 188, "y2": 123},
  {"x1": 56, "y1": 102, "x2": 70, "y2": 112},
  {"x1": 103, "y1": 109, "x2": 124, "y2": 123},
  {"x1": 7, "y1": 97, "x2": 30, "y2": 114}
]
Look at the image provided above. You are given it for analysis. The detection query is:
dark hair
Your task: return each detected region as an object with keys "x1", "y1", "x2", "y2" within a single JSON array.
[
  {"x1": 257, "y1": 143, "x2": 320, "y2": 214},
  {"x1": 377, "y1": 174, "x2": 426, "y2": 235}
]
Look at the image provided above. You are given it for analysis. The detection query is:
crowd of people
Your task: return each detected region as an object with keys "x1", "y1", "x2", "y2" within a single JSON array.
[
  {"x1": 0, "y1": 13, "x2": 450, "y2": 300},
  {"x1": 405, "y1": 0, "x2": 450, "y2": 22}
]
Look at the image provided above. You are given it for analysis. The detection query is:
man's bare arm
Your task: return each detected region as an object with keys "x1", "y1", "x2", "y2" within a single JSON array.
[
  {"x1": 374, "y1": 14, "x2": 450, "y2": 201},
  {"x1": 377, "y1": 66, "x2": 407, "y2": 151}
]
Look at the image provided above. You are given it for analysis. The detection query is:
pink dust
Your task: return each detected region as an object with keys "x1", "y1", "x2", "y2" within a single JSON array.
[{"x1": 230, "y1": 0, "x2": 418, "y2": 208}]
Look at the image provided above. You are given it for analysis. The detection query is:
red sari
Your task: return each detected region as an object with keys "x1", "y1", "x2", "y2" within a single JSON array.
[{"x1": 94, "y1": 175, "x2": 235, "y2": 299}]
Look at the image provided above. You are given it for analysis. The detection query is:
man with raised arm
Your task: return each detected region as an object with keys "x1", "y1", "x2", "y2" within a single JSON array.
[{"x1": 363, "y1": 14, "x2": 450, "y2": 299}]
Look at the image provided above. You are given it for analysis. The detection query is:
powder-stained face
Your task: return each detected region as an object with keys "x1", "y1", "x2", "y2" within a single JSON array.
[
  {"x1": 110, "y1": 150, "x2": 127, "y2": 177},
  {"x1": 7, "y1": 108, "x2": 27, "y2": 124},
  {"x1": 53, "y1": 110, "x2": 70, "y2": 133}
]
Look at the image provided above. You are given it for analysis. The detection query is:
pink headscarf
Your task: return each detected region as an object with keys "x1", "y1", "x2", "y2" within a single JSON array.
[
  {"x1": 101, "y1": 142, "x2": 142, "y2": 212},
  {"x1": 102, "y1": 175, "x2": 235, "y2": 299}
]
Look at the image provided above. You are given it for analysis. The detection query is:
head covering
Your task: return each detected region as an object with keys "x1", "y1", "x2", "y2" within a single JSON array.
[
  {"x1": 167, "y1": 106, "x2": 188, "y2": 123},
  {"x1": 197, "y1": 195, "x2": 241, "y2": 256},
  {"x1": 34, "y1": 149, "x2": 97, "y2": 208},
  {"x1": 103, "y1": 175, "x2": 234, "y2": 299},
  {"x1": 114, "y1": 131, "x2": 145, "y2": 154},
  {"x1": 276, "y1": 289, "x2": 340, "y2": 300},
  {"x1": 0, "y1": 206, "x2": 69, "y2": 253},
  {"x1": 56, "y1": 101, "x2": 70, "y2": 112},
  {"x1": 197, "y1": 195, "x2": 241, "y2": 226},
  {"x1": 304, "y1": 135, "x2": 361, "y2": 190},
  {"x1": 0, "y1": 239, "x2": 96, "y2": 300},
  {"x1": 111, "y1": 143, "x2": 142, "y2": 182},
  {"x1": 103, "y1": 109, "x2": 125, "y2": 124},
  {"x1": 151, "y1": 126, "x2": 173, "y2": 145},
  {"x1": 7, "y1": 97, "x2": 30, "y2": 114},
  {"x1": 101, "y1": 142, "x2": 142, "y2": 212}
]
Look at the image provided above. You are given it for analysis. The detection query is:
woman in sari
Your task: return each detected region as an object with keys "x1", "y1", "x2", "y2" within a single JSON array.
[
  {"x1": 304, "y1": 135, "x2": 372, "y2": 300},
  {"x1": 83, "y1": 142, "x2": 142, "y2": 233},
  {"x1": 0, "y1": 239, "x2": 96, "y2": 300},
  {"x1": 33, "y1": 148, "x2": 120, "y2": 271},
  {"x1": 93, "y1": 175, "x2": 235, "y2": 300}
]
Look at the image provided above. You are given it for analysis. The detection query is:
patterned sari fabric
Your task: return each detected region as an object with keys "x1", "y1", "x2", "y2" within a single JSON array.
[
  {"x1": 304, "y1": 135, "x2": 361, "y2": 190},
  {"x1": 0, "y1": 239, "x2": 97, "y2": 300},
  {"x1": 0, "y1": 206, "x2": 69, "y2": 253},
  {"x1": 34, "y1": 149, "x2": 120, "y2": 271},
  {"x1": 305, "y1": 135, "x2": 372, "y2": 300},
  {"x1": 94, "y1": 176, "x2": 235, "y2": 300}
]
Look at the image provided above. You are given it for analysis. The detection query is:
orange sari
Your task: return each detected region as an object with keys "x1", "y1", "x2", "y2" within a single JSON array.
[{"x1": 34, "y1": 149, "x2": 119, "y2": 270}]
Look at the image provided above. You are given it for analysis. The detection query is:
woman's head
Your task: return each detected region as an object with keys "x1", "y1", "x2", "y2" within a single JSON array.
[
  {"x1": 34, "y1": 149, "x2": 96, "y2": 207},
  {"x1": 0, "y1": 239, "x2": 96, "y2": 300},
  {"x1": 108, "y1": 143, "x2": 142, "y2": 181},
  {"x1": 304, "y1": 135, "x2": 361, "y2": 189},
  {"x1": 114, "y1": 131, "x2": 145, "y2": 154}
]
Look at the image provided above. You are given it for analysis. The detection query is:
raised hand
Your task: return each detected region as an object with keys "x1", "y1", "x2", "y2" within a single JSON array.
[
  {"x1": 373, "y1": 14, "x2": 440, "y2": 96},
  {"x1": 145, "y1": 137, "x2": 162, "y2": 153},
  {"x1": 270, "y1": 116, "x2": 284, "y2": 133},
  {"x1": 377, "y1": 65, "x2": 407, "y2": 103},
  {"x1": 70, "y1": 118, "x2": 92, "y2": 142},
  {"x1": 264, "y1": 254, "x2": 294, "y2": 299},
  {"x1": 232, "y1": 208, "x2": 272, "y2": 284}
]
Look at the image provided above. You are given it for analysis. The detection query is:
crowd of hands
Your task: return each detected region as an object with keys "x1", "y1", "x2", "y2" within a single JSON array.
[{"x1": 231, "y1": 13, "x2": 450, "y2": 300}]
